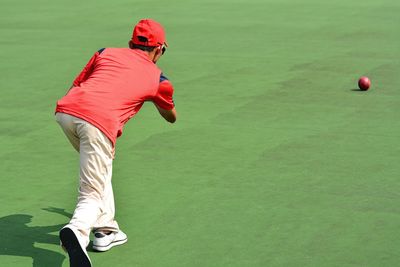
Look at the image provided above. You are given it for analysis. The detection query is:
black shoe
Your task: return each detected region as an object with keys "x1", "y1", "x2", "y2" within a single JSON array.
[{"x1": 60, "y1": 227, "x2": 92, "y2": 267}]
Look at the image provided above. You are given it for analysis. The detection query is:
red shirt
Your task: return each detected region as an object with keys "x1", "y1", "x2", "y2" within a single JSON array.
[{"x1": 56, "y1": 48, "x2": 175, "y2": 146}]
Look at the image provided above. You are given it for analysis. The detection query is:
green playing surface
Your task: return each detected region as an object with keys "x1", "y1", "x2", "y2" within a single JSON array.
[{"x1": 1, "y1": 0, "x2": 399, "y2": 266}]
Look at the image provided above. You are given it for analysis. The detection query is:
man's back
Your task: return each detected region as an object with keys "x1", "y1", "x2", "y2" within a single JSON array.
[{"x1": 56, "y1": 48, "x2": 167, "y2": 145}]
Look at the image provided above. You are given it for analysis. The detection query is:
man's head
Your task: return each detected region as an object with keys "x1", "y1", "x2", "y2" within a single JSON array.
[{"x1": 129, "y1": 19, "x2": 168, "y2": 63}]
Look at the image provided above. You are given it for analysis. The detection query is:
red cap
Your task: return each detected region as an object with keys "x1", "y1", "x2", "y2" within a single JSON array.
[{"x1": 131, "y1": 19, "x2": 168, "y2": 47}]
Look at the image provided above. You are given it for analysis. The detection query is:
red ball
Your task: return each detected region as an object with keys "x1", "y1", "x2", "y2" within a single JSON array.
[{"x1": 358, "y1": 76, "x2": 371, "y2": 91}]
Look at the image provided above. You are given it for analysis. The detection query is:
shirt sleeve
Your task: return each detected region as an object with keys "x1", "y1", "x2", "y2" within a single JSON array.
[
  {"x1": 72, "y1": 48, "x2": 104, "y2": 87},
  {"x1": 153, "y1": 73, "x2": 175, "y2": 110}
]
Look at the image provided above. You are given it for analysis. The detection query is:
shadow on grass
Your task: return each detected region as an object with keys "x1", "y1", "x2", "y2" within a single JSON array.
[{"x1": 0, "y1": 207, "x2": 71, "y2": 267}]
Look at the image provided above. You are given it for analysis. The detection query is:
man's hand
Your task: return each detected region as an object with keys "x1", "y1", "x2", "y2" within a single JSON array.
[{"x1": 154, "y1": 103, "x2": 177, "y2": 123}]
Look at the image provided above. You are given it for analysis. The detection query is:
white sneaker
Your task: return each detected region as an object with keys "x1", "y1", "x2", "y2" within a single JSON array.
[
  {"x1": 60, "y1": 226, "x2": 92, "y2": 267},
  {"x1": 92, "y1": 230, "x2": 128, "y2": 252}
]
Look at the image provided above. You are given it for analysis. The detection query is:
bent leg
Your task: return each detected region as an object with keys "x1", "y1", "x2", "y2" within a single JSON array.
[{"x1": 66, "y1": 117, "x2": 117, "y2": 246}]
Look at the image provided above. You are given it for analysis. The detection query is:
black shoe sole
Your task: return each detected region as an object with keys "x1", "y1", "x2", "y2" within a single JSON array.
[{"x1": 60, "y1": 228, "x2": 91, "y2": 267}]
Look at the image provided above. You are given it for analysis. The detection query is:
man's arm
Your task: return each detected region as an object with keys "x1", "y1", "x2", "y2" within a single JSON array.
[
  {"x1": 153, "y1": 73, "x2": 176, "y2": 123},
  {"x1": 71, "y1": 48, "x2": 105, "y2": 89},
  {"x1": 154, "y1": 104, "x2": 177, "y2": 123}
]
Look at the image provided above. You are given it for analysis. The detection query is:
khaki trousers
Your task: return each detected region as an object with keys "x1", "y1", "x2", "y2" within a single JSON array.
[{"x1": 56, "y1": 113, "x2": 119, "y2": 247}]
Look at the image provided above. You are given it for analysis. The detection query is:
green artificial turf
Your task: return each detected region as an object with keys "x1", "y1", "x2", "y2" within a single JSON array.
[{"x1": 1, "y1": 0, "x2": 399, "y2": 266}]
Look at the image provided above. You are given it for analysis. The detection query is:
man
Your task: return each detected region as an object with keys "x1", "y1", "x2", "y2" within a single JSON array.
[{"x1": 55, "y1": 19, "x2": 176, "y2": 267}]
